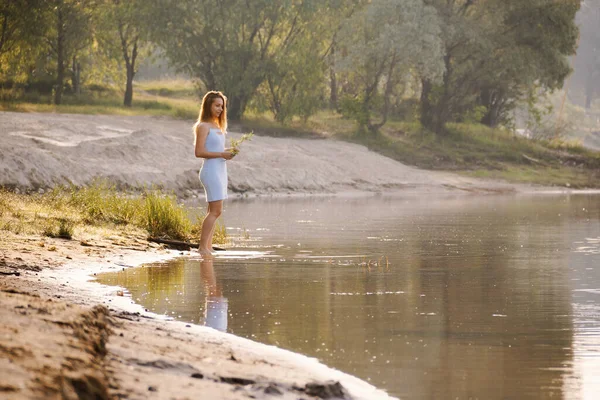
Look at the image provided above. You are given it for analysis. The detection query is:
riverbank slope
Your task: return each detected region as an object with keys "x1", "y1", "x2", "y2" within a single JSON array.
[{"x1": 1, "y1": 111, "x2": 535, "y2": 198}]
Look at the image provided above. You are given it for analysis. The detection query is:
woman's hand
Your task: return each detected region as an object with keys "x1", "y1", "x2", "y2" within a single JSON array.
[{"x1": 221, "y1": 150, "x2": 235, "y2": 160}]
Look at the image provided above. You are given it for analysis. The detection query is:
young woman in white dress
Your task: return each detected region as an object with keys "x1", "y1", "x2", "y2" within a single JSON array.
[{"x1": 194, "y1": 91, "x2": 235, "y2": 256}]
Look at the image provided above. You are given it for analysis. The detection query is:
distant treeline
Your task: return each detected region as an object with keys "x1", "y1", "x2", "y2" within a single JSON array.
[{"x1": 1, "y1": 0, "x2": 598, "y2": 134}]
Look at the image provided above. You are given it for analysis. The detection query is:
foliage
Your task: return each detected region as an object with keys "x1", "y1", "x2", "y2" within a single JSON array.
[
  {"x1": 94, "y1": 0, "x2": 153, "y2": 106},
  {"x1": 420, "y1": 0, "x2": 580, "y2": 132},
  {"x1": 337, "y1": 0, "x2": 444, "y2": 133},
  {"x1": 0, "y1": 0, "x2": 586, "y2": 141},
  {"x1": 0, "y1": 0, "x2": 47, "y2": 90},
  {"x1": 147, "y1": 0, "x2": 349, "y2": 121}
]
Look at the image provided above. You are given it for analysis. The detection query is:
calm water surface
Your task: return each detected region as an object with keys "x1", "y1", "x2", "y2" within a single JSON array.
[{"x1": 97, "y1": 194, "x2": 600, "y2": 399}]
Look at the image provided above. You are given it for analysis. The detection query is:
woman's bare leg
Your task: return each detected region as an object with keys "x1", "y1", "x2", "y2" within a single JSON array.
[
  {"x1": 199, "y1": 200, "x2": 223, "y2": 256},
  {"x1": 208, "y1": 217, "x2": 218, "y2": 251}
]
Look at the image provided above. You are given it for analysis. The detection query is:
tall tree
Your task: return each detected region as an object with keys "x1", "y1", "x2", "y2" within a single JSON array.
[
  {"x1": 255, "y1": 1, "x2": 360, "y2": 123},
  {"x1": 420, "y1": 0, "x2": 580, "y2": 132},
  {"x1": 96, "y1": 0, "x2": 150, "y2": 107},
  {"x1": 46, "y1": 0, "x2": 93, "y2": 104},
  {"x1": 337, "y1": 0, "x2": 444, "y2": 133}
]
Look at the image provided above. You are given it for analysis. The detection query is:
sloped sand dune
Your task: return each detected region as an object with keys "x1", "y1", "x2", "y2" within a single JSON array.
[{"x1": 1, "y1": 111, "x2": 522, "y2": 197}]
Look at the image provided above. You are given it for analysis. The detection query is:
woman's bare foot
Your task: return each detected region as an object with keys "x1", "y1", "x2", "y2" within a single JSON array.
[{"x1": 198, "y1": 247, "x2": 214, "y2": 258}]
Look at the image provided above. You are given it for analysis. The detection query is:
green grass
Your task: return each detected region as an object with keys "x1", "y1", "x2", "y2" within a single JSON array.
[
  {"x1": 0, "y1": 80, "x2": 199, "y2": 120},
  {"x1": 236, "y1": 110, "x2": 356, "y2": 139},
  {"x1": 336, "y1": 121, "x2": 600, "y2": 188},
  {"x1": 0, "y1": 182, "x2": 227, "y2": 244},
  {"x1": 136, "y1": 79, "x2": 197, "y2": 99},
  {"x1": 143, "y1": 190, "x2": 192, "y2": 241}
]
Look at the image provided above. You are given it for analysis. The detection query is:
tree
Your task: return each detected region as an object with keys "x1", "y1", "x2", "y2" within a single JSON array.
[
  {"x1": 420, "y1": 0, "x2": 580, "y2": 132},
  {"x1": 149, "y1": 0, "x2": 333, "y2": 120},
  {"x1": 0, "y1": 0, "x2": 45, "y2": 84},
  {"x1": 95, "y1": 0, "x2": 150, "y2": 107},
  {"x1": 45, "y1": 0, "x2": 94, "y2": 104},
  {"x1": 337, "y1": 0, "x2": 444, "y2": 133},
  {"x1": 480, "y1": 0, "x2": 580, "y2": 126},
  {"x1": 255, "y1": 1, "x2": 358, "y2": 123}
]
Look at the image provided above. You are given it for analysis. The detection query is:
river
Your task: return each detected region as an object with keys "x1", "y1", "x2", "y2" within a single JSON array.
[{"x1": 96, "y1": 193, "x2": 600, "y2": 399}]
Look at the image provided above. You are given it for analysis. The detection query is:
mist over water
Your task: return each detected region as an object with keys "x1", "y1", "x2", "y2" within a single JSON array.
[{"x1": 97, "y1": 194, "x2": 600, "y2": 399}]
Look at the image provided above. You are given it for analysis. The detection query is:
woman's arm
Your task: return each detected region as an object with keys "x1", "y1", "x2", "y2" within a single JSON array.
[{"x1": 194, "y1": 124, "x2": 233, "y2": 159}]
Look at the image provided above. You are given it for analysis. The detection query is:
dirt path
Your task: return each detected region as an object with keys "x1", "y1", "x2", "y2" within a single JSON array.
[{"x1": 0, "y1": 111, "x2": 524, "y2": 197}]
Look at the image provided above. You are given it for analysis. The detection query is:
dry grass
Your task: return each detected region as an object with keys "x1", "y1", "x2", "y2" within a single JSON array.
[{"x1": 0, "y1": 182, "x2": 227, "y2": 244}]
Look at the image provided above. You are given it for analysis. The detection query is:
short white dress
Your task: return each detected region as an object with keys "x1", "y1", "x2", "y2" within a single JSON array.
[{"x1": 199, "y1": 128, "x2": 228, "y2": 202}]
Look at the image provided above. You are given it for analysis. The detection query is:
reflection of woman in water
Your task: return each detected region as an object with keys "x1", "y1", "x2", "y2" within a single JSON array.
[{"x1": 200, "y1": 258, "x2": 228, "y2": 332}]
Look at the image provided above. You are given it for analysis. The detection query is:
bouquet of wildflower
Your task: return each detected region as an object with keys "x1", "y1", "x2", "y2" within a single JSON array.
[{"x1": 230, "y1": 132, "x2": 253, "y2": 156}]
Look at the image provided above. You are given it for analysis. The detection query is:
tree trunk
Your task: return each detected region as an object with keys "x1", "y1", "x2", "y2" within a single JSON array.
[
  {"x1": 227, "y1": 95, "x2": 247, "y2": 121},
  {"x1": 420, "y1": 79, "x2": 434, "y2": 129},
  {"x1": 585, "y1": 70, "x2": 594, "y2": 110},
  {"x1": 329, "y1": 45, "x2": 338, "y2": 110},
  {"x1": 482, "y1": 106, "x2": 499, "y2": 127},
  {"x1": 480, "y1": 88, "x2": 498, "y2": 127},
  {"x1": 369, "y1": 54, "x2": 398, "y2": 132},
  {"x1": 71, "y1": 56, "x2": 81, "y2": 96},
  {"x1": 54, "y1": 5, "x2": 65, "y2": 105},
  {"x1": 124, "y1": 68, "x2": 134, "y2": 107},
  {"x1": 420, "y1": 55, "x2": 453, "y2": 134},
  {"x1": 123, "y1": 39, "x2": 137, "y2": 107}
]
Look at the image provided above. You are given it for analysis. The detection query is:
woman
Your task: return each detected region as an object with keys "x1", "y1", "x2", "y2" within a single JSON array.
[{"x1": 194, "y1": 91, "x2": 234, "y2": 256}]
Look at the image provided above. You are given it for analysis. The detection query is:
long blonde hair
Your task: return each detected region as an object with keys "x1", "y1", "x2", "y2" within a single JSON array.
[{"x1": 195, "y1": 90, "x2": 227, "y2": 132}]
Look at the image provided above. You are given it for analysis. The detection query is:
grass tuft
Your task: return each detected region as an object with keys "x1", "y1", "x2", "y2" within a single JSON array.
[
  {"x1": 42, "y1": 218, "x2": 74, "y2": 239},
  {"x1": 143, "y1": 190, "x2": 191, "y2": 241}
]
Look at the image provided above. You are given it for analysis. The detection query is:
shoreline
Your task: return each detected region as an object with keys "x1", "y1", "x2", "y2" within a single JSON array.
[{"x1": 0, "y1": 227, "x2": 397, "y2": 399}]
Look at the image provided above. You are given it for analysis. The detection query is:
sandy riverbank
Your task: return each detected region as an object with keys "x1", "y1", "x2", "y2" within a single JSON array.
[
  {"x1": 0, "y1": 226, "x2": 396, "y2": 399},
  {"x1": 0, "y1": 111, "x2": 532, "y2": 197}
]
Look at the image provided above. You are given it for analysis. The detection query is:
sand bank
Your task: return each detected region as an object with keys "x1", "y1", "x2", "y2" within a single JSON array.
[{"x1": 0, "y1": 111, "x2": 526, "y2": 198}]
